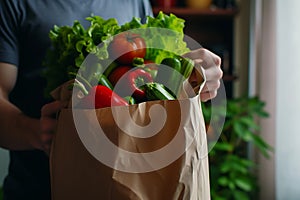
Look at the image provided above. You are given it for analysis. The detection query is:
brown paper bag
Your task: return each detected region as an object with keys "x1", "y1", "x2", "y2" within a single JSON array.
[{"x1": 50, "y1": 69, "x2": 210, "y2": 200}]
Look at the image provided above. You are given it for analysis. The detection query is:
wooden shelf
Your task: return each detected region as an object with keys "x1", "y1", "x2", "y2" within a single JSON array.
[
  {"x1": 152, "y1": 7, "x2": 239, "y2": 18},
  {"x1": 222, "y1": 74, "x2": 238, "y2": 82}
]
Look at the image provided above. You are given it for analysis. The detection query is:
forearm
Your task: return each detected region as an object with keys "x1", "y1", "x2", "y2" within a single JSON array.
[{"x1": 0, "y1": 98, "x2": 41, "y2": 151}]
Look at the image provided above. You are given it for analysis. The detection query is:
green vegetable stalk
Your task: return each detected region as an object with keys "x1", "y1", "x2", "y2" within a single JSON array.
[
  {"x1": 155, "y1": 56, "x2": 195, "y2": 98},
  {"x1": 178, "y1": 56, "x2": 195, "y2": 79},
  {"x1": 155, "y1": 57, "x2": 182, "y2": 97},
  {"x1": 98, "y1": 74, "x2": 113, "y2": 90}
]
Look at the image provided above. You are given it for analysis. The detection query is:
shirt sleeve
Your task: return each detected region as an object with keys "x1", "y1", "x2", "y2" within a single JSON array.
[
  {"x1": 141, "y1": 0, "x2": 154, "y2": 23},
  {"x1": 144, "y1": 0, "x2": 154, "y2": 16},
  {"x1": 0, "y1": 0, "x2": 20, "y2": 66}
]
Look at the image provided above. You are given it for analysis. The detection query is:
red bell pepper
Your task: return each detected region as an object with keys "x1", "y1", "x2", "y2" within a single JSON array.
[
  {"x1": 78, "y1": 85, "x2": 129, "y2": 109},
  {"x1": 127, "y1": 68, "x2": 153, "y2": 101}
]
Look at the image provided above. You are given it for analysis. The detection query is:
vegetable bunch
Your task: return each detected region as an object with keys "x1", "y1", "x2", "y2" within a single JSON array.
[{"x1": 43, "y1": 12, "x2": 195, "y2": 109}]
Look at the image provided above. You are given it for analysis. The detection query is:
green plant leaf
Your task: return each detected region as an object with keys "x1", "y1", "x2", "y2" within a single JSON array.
[
  {"x1": 211, "y1": 191, "x2": 228, "y2": 200},
  {"x1": 234, "y1": 176, "x2": 254, "y2": 192},
  {"x1": 228, "y1": 181, "x2": 236, "y2": 190},
  {"x1": 220, "y1": 155, "x2": 253, "y2": 174},
  {"x1": 240, "y1": 116, "x2": 260, "y2": 130},
  {"x1": 233, "y1": 121, "x2": 257, "y2": 143},
  {"x1": 218, "y1": 176, "x2": 229, "y2": 186},
  {"x1": 232, "y1": 190, "x2": 250, "y2": 200},
  {"x1": 213, "y1": 142, "x2": 234, "y2": 152},
  {"x1": 240, "y1": 158, "x2": 255, "y2": 168},
  {"x1": 252, "y1": 134, "x2": 273, "y2": 158}
]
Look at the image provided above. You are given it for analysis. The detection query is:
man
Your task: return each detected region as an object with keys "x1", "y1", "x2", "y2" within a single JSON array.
[{"x1": 0, "y1": 0, "x2": 222, "y2": 199}]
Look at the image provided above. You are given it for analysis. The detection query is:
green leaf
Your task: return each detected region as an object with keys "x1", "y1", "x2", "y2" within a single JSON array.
[
  {"x1": 233, "y1": 121, "x2": 246, "y2": 137},
  {"x1": 211, "y1": 190, "x2": 228, "y2": 200},
  {"x1": 232, "y1": 190, "x2": 250, "y2": 200},
  {"x1": 252, "y1": 134, "x2": 273, "y2": 158},
  {"x1": 241, "y1": 130, "x2": 255, "y2": 142},
  {"x1": 228, "y1": 181, "x2": 236, "y2": 190},
  {"x1": 213, "y1": 142, "x2": 234, "y2": 152},
  {"x1": 240, "y1": 159, "x2": 255, "y2": 168},
  {"x1": 75, "y1": 54, "x2": 85, "y2": 67},
  {"x1": 239, "y1": 116, "x2": 259, "y2": 130},
  {"x1": 220, "y1": 155, "x2": 251, "y2": 174},
  {"x1": 75, "y1": 40, "x2": 86, "y2": 52},
  {"x1": 121, "y1": 17, "x2": 143, "y2": 31},
  {"x1": 234, "y1": 176, "x2": 254, "y2": 192},
  {"x1": 257, "y1": 110, "x2": 269, "y2": 117},
  {"x1": 218, "y1": 176, "x2": 229, "y2": 186}
]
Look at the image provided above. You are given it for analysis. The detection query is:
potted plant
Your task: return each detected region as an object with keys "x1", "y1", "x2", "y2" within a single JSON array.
[{"x1": 202, "y1": 96, "x2": 273, "y2": 200}]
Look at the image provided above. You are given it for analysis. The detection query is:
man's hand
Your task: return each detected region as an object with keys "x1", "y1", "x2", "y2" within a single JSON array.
[
  {"x1": 40, "y1": 101, "x2": 65, "y2": 155},
  {"x1": 183, "y1": 48, "x2": 223, "y2": 102}
]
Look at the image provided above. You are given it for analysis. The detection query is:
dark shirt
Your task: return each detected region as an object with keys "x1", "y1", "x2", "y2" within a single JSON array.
[{"x1": 0, "y1": 0, "x2": 153, "y2": 199}]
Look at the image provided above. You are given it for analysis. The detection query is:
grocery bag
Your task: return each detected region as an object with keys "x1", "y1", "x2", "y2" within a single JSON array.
[{"x1": 50, "y1": 76, "x2": 210, "y2": 200}]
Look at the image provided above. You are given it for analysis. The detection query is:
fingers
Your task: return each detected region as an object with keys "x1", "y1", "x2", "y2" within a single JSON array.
[
  {"x1": 183, "y1": 48, "x2": 223, "y2": 102},
  {"x1": 183, "y1": 48, "x2": 221, "y2": 69},
  {"x1": 200, "y1": 62, "x2": 223, "y2": 102},
  {"x1": 40, "y1": 131, "x2": 53, "y2": 155},
  {"x1": 40, "y1": 101, "x2": 64, "y2": 138},
  {"x1": 40, "y1": 116, "x2": 57, "y2": 134},
  {"x1": 204, "y1": 64, "x2": 223, "y2": 82},
  {"x1": 200, "y1": 81, "x2": 221, "y2": 102},
  {"x1": 39, "y1": 118, "x2": 56, "y2": 155},
  {"x1": 40, "y1": 101, "x2": 64, "y2": 155},
  {"x1": 41, "y1": 101, "x2": 64, "y2": 117}
]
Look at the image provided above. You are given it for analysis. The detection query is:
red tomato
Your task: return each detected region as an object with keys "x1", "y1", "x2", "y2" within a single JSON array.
[
  {"x1": 108, "y1": 66, "x2": 131, "y2": 86},
  {"x1": 108, "y1": 32, "x2": 146, "y2": 65}
]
